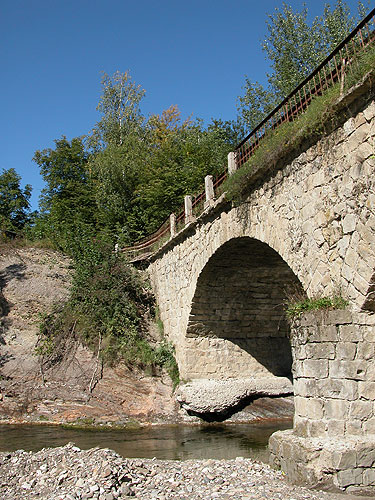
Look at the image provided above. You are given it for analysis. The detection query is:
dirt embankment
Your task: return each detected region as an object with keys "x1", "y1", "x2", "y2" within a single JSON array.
[{"x1": 0, "y1": 246, "x2": 178, "y2": 425}]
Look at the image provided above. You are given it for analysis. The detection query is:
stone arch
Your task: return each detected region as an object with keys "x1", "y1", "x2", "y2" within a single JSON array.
[{"x1": 185, "y1": 237, "x2": 305, "y2": 380}]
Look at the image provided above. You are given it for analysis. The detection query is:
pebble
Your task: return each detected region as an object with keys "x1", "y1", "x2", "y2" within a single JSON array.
[{"x1": 0, "y1": 443, "x2": 347, "y2": 499}]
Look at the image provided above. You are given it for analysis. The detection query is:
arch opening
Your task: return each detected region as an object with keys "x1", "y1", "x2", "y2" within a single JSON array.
[{"x1": 186, "y1": 237, "x2": 305, "y2": 380}]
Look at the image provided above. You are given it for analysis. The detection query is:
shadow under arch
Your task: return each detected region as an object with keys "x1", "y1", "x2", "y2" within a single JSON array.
[
  {"x1": 362, "y1": 271, "x2": 375, "y2": 313},
  {"x1": 186, "y1": 237, "x2": 305, "y2": 379}
]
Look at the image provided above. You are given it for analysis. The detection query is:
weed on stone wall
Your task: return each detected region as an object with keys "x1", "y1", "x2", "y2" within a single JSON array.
[{"x1": 285, "y1": 295, "x2": 348, "y2": 319}]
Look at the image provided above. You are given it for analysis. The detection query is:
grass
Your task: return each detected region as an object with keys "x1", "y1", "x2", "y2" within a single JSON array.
[
  {"x1": 224, "y1": 44, "x2": 375, "y2": 203},
  {"x1": 286, "y1": 295, "x2": 348, "y2": 319}
]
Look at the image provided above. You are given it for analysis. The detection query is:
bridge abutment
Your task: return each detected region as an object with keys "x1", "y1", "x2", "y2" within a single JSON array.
[{"x1": 269, "y1": 309, "x2": 375, "y2": 494}]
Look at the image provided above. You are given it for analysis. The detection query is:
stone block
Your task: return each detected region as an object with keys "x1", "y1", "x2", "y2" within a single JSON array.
[
  {"x1": 332, "y1": 449, "x2": 357, "y2": 469},
  {"x1": 294, "y1": 396, "x2": 306, "y2": 417},
  {"x1": 329, "y1": 360, "x2": 366, "y2": 380},
  {"x1": 319, "y1": 379, "x2": 358, "y2": 400},
  {"x1": 363, "y1": 469, "x2": 375, "y2": 486},
  {"x1": 359, "y1": 382, "x2": 375, "y2": 400},
  {"x1": 363, "y1": 327, "x2": 375, "y2": 342},
  {"x1": 339, "y1": 325, "x2": 363, "y2": 342},
  {"x1": 294, "y1": 416, "x2": 309, "y2": 437},
  {"x1": 305, "y1": 398, "x2": 324, "y2": 419},
  {"x1": 342, "y1": 264, "x2": 355, "y2": 282},
  {"x1": 353, "y1": 272, "x2": 371, "y2": 296},
  {"x1": 324, "y1": 399, "x2": 348, "y2": 419},
  {"x1": 345, "y1": 420, "x2": 363, "y2": 436},
  {"x1": 319, "y1": 325, "x2": 339, "y2": 342},
  {"x1": 337, "y1": 234, "x2": 351, "y2": 258},
  {"x1": 336, "y1": 342, "x2": 357, "y2": 360},
  {"x1": 351, "y1": 123, "x2": 370, "y2": 146},
  {"x1": 357, "y1": 448, "x2": 375, "y2": 468},
  {"x1": 344, "y1": 117, "x2": 356, "y2": 136},
  {"x1": 342, "y1": 213, "x2": 357, "y2": 234},
  {"x1": 309, "y1": 419, "x2": 327, "y2": 437},
  {"x1": 293, "y1": 344, "x2": 307, "y2": 360},
  {"x1": 355, "y1": 141, "x2": 373, "y2": 161},
  {"x1": 327, "y1": 419, "x2": 345, "y2": 436},
  {"x1": 328, "y1": 309, "x2": 352, "y2": 325},
  {"x1": 293, "y1": 378, "x2": 318, "y2": 398},
  {"x1": 337, "y1": 468, "x2": 363, "y2": 488},
  {"x1": 305, "y1": 342, "x2": 335, "y2": 359},
  {"x1": 303, "y1": 359, "x2": 328, "y2": 378},
  {"x1": 363, "y1": 418, "x2": 375, "y2": 433},
  {"x1": 349, "y1": 401, "x2": 373, "y2": 420}
]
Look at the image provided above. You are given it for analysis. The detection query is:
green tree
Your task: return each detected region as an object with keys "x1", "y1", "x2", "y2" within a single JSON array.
[
  {"x1": 32, "y1": 136, "x2": 97, "y2": 250},
  {"x1": 88, "y1": 70, "x2": 146, "y2": 150},
  {"x1": 0, "y1": 168, "x2": 32, "y2": 233},
  {"x1": 136, "y1": 107, "x2": 236, "y2": 233},
  {"x1": 237, "y1": 1, "x2": 368, "y2": 130}
]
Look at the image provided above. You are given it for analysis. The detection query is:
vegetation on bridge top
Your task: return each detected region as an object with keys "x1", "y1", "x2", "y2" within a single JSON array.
[{"x1": 225, "y1": 42, "x2": 375, "y2": 202}]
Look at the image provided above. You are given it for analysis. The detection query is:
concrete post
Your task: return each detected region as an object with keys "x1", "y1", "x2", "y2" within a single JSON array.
[
  {"x1": 204, "y1": 175, "x2": 214, "y2": 209},
  {"x1": 184, "y1": 195, "x2": 194, "y2": 224},
  {"x1": 170, "y1": 213, "x2": 176, "y2": 239},
  {"x1": 228, "y1": 151, "x2": 237, "y2": 175}
]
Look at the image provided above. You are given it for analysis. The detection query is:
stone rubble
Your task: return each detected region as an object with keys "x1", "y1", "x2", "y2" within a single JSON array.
[{"x1": 0, "y1": 443, "x2": 357, "y2": 500}]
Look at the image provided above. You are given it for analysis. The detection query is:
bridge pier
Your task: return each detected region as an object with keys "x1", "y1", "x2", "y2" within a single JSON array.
[{"x1": 269, "y1": 309, "x2": 375, "y2": 494}]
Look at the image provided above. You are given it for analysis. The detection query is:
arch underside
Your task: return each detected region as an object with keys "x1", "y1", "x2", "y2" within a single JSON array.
[{"x1": 185, "y1": 237, "x2": 304, "y2": 380}]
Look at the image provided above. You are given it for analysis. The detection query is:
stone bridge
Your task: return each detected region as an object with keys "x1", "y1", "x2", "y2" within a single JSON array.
[{"x1": 146, "y1": 76, "x2": 375, "y2": 493}]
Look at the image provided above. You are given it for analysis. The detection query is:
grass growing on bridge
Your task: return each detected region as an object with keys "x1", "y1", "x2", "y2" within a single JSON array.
[
  {"x1": 224, "y1": 44, "x2": 375, "y2": 202},
  {"x1": 286, "y1": 295, "x2": 348, "y2": 319}
]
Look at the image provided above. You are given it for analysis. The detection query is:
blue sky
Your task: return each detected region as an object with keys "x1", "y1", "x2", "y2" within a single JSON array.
[{"x1": 0, "y1": 0, "x2": 367, "y2": 209}]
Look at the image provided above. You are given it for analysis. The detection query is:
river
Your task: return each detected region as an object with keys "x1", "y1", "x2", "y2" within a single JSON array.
[{"x1": 0, "y1": 420, "x2": 292, "y2": 462}]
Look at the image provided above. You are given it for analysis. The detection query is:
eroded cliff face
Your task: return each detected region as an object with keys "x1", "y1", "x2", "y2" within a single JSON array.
[{"x1": 0, "y1": 245, "x2": 178, "y2": 424}]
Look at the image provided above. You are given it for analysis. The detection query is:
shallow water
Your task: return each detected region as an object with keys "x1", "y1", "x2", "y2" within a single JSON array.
[{"x1": 0, "y1": 420, "x2": 292, "y2": 462}]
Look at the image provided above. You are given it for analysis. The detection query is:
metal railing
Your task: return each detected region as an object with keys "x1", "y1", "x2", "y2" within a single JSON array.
[{"x1": 124, "y1": 8, "x2": 375, "y2": 261}]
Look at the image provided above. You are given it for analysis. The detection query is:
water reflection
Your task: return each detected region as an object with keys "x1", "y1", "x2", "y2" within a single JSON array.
[{"x1": 0, "y1": 420, "x2": 292, "y2": 462}]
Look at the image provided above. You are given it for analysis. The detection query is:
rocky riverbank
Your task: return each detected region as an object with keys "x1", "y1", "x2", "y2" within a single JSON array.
[{"x1": 0, "y1": 443, "x2": 361, "y2": 500}]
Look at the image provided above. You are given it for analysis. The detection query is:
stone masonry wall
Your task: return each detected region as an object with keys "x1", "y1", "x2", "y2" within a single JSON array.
[
  {"x1": 148, "y1": 91, "x2": 375, "y2": 381},
  {"x1": 292, "y1": 309, "x2": 375, "y2": 438},
  {"x1": 269, "y1": 308, "x2": 375, "y2": 493}
]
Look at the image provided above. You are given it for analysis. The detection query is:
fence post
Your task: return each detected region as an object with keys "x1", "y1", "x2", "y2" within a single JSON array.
[
  {"x1": 340, "y1": 58, "x2": 346, "y2": 96},
  {"x1": 228, "y1": 151, "x2": 237, "y2": 175},
  {"x1": 184, "y1": 195, "x2": 194, "y2": 224},
  {"x1": 204, "y1": 175, "x2": 214, "y2": 209},
  {"x1": 170, "y1": 213, "x2": 176, "y2": 238}
]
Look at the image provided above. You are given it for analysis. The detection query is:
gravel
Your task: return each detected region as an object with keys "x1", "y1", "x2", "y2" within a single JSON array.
[{"x1": 0, "y1": 443, "x2": 353, "y2": 500}]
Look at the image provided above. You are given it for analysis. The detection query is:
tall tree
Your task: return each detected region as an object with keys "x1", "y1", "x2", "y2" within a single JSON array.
[
  {"x1": 88, "y1": 71, "x2": 146, "y2": 150},
  {"x1": 237, "y1": 1, "x2": 368, "y2": 131},
  {"x1": 0, "y1": 168, "x2": 32, "y2": 233},
  {"x1": 32, "y1": 136, "x2": 96, "y2": 249}
]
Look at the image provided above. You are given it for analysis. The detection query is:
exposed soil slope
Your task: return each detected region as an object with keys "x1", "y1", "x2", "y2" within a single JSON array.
[{"x1": 0, "y1": 246, "x2": 177, "y2": 424}]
